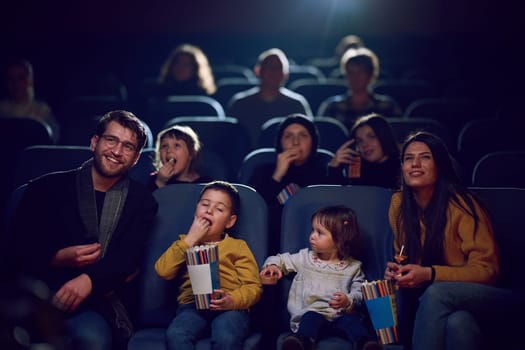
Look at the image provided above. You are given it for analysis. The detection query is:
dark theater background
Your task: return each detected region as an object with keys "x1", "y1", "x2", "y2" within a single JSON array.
[
  {"x1": 0, "y1": 1, "x2": 524, "y2": 349},
  {"x1": 0, "y1": 0, "x2": 520, "y2": 110}
]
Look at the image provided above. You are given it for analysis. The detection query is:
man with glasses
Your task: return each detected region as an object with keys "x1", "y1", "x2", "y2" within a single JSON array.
[{"x1": 5, "y1": 110, "x2": 158, "y2": 350}]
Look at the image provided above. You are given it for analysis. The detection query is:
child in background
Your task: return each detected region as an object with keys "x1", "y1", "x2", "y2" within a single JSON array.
[
  {"x1": 260, "y1": 205, "x2": 379, "y2": 350},
  {"x1": 147, "y1": 125, "x2": 211, "y2": 191},
  {"x1": 155, "y1": 181, "x2": 262, "y2": 350}
]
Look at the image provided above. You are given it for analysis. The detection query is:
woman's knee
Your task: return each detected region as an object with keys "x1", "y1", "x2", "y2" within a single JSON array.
[
  {"x1": 419, "y1": 282, "x2": 456, "y2": 307},
  {"x1": 446, "y1": 310, "x2": 478, "y2": 331}
]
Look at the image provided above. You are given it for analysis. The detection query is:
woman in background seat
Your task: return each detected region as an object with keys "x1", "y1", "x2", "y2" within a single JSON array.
[
  {"x1": 155, "y1": 44, "x2": 216, "y2": 97},
  {"x1": 327, "y1": 113, "x2": 400, "y2": 189}
]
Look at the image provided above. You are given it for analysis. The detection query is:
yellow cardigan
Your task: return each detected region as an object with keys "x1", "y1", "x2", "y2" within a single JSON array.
[
  {"x1": 155, "y1": 234, "x2": 262, "y2": 310},
  {"x1": 389, "y1": 192, "x2": 499, "y2": 285}
]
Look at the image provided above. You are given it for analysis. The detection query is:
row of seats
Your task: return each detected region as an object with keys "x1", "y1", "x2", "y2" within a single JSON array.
[
  {"x1": 54, "y1": 93, "x2": 501, "y2": 151},
  {"x1": 5, "y1": 142, "x2": 524, "y2": 204},
  {"x1": 57, "y1": 81, "x2": 496, "y2": 131},
  {"x1": 3, "y1": 174, "x2": 521, "y2": 349},
  {"x1": 126, "y1": 184, "x2": 524, "y2": 349},
  {"x1": 61, "y1": 65, "x2": 495, "y2": 115},
  {"x1": 1, "y1": 114, "x2": 523, "y2": 195}
]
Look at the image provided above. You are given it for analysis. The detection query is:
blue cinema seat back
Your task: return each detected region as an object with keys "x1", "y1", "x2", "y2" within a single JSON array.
[
  {"x1": 471, "y1": 151, "x2": 525, "y2": 188},
  {"x1": 163, "y1": 116, "x2": 251, "y2": 182},
  {"x1": 288, "y1": 78, "x2": 347, "y2": 116},
  {"x1": 128, "y1": 148, "x2": 156, "y2": 186},
  {"x1": 128, "y1": 183, "x2": 268, "y2": 350},
  {"x1": 12, "y1": 145, "x2": 92, "y2": 190},
  {"x1": 470, "y1": 187, "x2": 525, "y2": 292},
  {"x1": 237, "y1": 148, "x2": 334, "y2": 185},
  {"x1": 468, "y1": 187, "x2": 525, "y2": 348},
  {"x1": 276, "y1": 185, "x2": 395, "y2": 350},
  {"x1": 0, "y1": 184, "x2": 28, "y2": 247},
  {"x1": 144, "y1": 95, "x2": 225, "y2": 136}
]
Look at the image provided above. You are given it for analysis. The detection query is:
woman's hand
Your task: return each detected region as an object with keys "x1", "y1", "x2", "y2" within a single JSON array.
[
  {"x1": 384, "y1": 261, "x2": 401, "y2": 280},
  {"x1": 328, "y1": 139, "x2": 359, "y2": 168},
  {"x1": 272, "y1": 147, "x2": 301, "y2": 182},
  {"x1": 395, "y1": 264, "x2": 433, "y2": 288}
]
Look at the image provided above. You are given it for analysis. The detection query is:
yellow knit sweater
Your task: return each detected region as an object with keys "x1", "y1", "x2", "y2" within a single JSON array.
[
  {"x1": 389, "y1": 192, "x2": 499, "y2": 285},
  {"x1": 155, "y1": 234, "x2": 262, "y2": 309}
]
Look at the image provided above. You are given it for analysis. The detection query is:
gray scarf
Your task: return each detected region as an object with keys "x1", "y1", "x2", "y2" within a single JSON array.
[
  {"x1": 75, "y1": 158, "x2": 134, "y2": 339},
  {"x1": 76, "y1": 158, "x2": 129, "y2": 257}
]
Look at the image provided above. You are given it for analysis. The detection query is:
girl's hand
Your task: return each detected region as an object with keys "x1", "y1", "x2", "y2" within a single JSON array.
[
  {"x1": 260, "y1": 265, "x2": 282, "y2": 285},
  {"x1": 328, "y1": 139, "x2": 357, "y2": 168},
  {"x1": 395, "y1": 264, "x2": 433, "y2": 288},
  {"x1": 184, "y1": 216, "x2": 210, "y2": 247},
  {"x1": 210, "y1": 289, "x2": 234, "y2": 310},
  {"x1": 329, "y1": 291, "x2": 350, "y2": 310},
  {"x1": 272, "y1": 147, "x2": 301, "y2": 182},
  {"x1": 156, "y1": 159, "x2": 176, "y2": 187}
]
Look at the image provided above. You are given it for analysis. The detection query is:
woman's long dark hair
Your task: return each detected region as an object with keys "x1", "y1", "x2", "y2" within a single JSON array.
[
  {"x1": 396, "y1": 131, "x2": 487, "y2": 266},
  {"x1": 350, "y1": 113, "x2": 400, "y2": 161}
]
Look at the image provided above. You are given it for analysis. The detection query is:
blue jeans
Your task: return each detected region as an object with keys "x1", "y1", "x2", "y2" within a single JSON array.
[
  {"x1": 166, "y1": 303, "x2": 251, "y2": 350},
  {"x1": 297, "y1": 311, "x2": 373, "y2": 345},
  {"x1": 65, "y1": 311, "x2": 112, "y2": 350},
  {"x1": 412, "y1": 282, "x2": 525, "y2": 350}
]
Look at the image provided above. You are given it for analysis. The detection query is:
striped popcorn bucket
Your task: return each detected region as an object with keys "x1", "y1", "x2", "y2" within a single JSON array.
[
  {"x1": 361, "y1": 279, "x2": 399, "y2": 345},
  {"x1": 185, "y1": 243, "x2": 220, "y2": 310}
]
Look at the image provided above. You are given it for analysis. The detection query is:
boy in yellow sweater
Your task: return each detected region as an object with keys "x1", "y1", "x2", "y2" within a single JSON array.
[{"x1": 155, "y1": 181, "x2": 262, "y2": 350}]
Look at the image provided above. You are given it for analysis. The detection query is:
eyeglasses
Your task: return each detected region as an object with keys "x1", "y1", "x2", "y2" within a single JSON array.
[{"x1": 100, "y1": 134, "x2": 138, "y2": 154}]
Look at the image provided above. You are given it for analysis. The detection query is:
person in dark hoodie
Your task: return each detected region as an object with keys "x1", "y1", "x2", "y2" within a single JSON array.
[{"x1": 248, "y1": 114, "x2": 329, "y2": 255}]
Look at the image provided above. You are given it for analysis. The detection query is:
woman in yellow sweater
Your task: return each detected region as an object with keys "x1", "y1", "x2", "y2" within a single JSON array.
[{"x1": 384, "y1": 131, "x2": 522, "y2": 350}]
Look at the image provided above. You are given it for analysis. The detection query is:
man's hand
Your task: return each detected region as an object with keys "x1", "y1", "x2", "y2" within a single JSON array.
[
  {"x1": 53, "y1": 273, "x2": 92, "y2": 312},
  {"x1": 51, "y1": 243, "x2": 101, "y2": 267}
]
